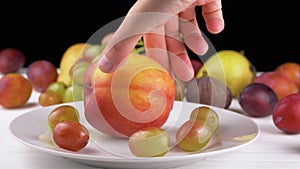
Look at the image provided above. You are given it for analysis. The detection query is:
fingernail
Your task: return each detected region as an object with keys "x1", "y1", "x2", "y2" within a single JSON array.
[{"x1": 98, "y1": 55, "x2": 113, "y2": 72}]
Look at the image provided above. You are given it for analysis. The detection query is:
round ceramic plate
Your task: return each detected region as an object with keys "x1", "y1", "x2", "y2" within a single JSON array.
[{"x1": 9, "y1": 101, "x2": 259, "y2": 169}]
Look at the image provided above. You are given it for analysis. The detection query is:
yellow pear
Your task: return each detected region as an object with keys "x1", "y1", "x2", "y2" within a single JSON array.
[
  {"x1": 57, "y1": 43, "x2": 91, "y2": 86},
  {"x1": 196, "y1": 50, "x2": 255, "y2": 97}
]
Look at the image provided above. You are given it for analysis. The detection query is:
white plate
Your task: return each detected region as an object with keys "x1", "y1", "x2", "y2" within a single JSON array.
[{"x1": 9, "y1": 101, "x2": 259, "y2": 169}]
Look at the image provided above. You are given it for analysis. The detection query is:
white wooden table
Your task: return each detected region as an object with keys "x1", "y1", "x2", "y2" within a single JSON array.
[{"x1": 1, "y1": 72, "x2": 300, "y2": 169}]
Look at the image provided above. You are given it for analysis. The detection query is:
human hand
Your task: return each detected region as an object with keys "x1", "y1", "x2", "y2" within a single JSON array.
[{"x1": 98, "y1": 0, "x2": 224, "y2": 82}]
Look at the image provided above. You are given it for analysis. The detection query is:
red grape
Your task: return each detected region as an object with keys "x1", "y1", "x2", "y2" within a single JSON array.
[{"x1": 53, "y1": 121, "x2": 89, "y2": 152}]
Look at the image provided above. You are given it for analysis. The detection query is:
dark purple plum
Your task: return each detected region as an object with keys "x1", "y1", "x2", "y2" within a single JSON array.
[
  {"x1": 186, "y1": 71, "x2": 232, "y2": 109},
  {"x1": 26, "y1": 60, "x2": 58, "y2": 92},
  {"x1": 0, "y1": 48, "x2": 26, "y2": 74},
  {"x1": 238, "y1": 83, "x2": 279, "y2": 117}
]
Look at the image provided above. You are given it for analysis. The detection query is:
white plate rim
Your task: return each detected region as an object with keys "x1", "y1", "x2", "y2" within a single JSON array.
[{"x1": 9, "y1": 101, "x2": 260, "y2": 168}]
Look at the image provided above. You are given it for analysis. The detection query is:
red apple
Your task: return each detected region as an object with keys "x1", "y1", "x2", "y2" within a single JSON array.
[
  {"x1": 84, "y1": 54, "x2": 176, "y2": 138},
  {"x1": 0, "y1": 48, "x2": 26, "y2": 74},
  {"x1": 252, "y1": 71, "x2": 298, "y2": 100}
]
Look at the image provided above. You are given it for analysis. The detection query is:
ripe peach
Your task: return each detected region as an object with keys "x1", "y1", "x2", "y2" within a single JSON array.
[
  {"x1": 84, "y1": 54, "x2": 176, "y2": 138},
  {"x1": 253, "y1": 71, "x2": 298, "y2": 100},
  {"x1": 274, "y1": 62, "x2": 300, "y2": 90},
  {"x1": 26, "y1": 60, "x2": 58, "y2": 92},
  {"x1": 0, "y1": 73, "x2": 32, "y2": 108}
]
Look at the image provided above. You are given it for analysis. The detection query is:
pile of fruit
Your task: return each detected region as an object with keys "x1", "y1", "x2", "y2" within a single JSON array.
[
  {"x1": 1, "y1": 34, "x2": 300, "y2": 157},
  {"x1": 0, "y1": 42, "x2": 104, "y2": 108},
  {"x1": 39, "y1": 104, "x2": 219, "y2": 157},
  {"x1": 184, "y1": 50, "x2": 300, "y2": 134},
  {"x1": 0, "y1": 33, "x2": 146, "y2": 108}
]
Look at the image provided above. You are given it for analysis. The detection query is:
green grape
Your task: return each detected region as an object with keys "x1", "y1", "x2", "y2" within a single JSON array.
[
  {"x1": 73, "y1": 84, "x2": 84, "y2": 101},
  {"x1": 63, "y1": 85, "x2": 74, "y2": 103},
  {"x1": 72, "y1": 60, "x2": 90, "y2": 85},
  {"x1": 83, "y1": 44, "x2": 104, "y2": 62},
  {"x1": 189, "y1": 106, "x2": 219, "y2": 132},
  {"x1": 128, "y1": 127, "x2": 170, "y2": 157},
  {"x1": 48, "y1": 105, "x2": 80, "y2": 131},
  {"x1": 46, "y1": 81, "x2": 66, "y2": 98},
  {"x1": 176, "y1": 106, "x2": 220, "y2": 152},
  {"x1": 38, "y1": 91, "x2": 63, "y2": 107},
  {"x1": 176, "y1": 119, "x2": 210, "y2": 152}
]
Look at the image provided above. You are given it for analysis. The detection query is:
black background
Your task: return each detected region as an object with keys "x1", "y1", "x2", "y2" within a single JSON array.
[{"x1": 0, "y1": 0, "x2": 299, "y2": 71}]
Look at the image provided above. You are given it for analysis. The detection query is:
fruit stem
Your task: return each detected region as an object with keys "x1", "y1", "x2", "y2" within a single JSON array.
[{"x1": 239, "y1": 50, "x2": 245, "y2": 55}]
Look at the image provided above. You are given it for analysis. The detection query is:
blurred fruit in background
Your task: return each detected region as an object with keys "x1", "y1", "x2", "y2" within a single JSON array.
[
  {"x1": 37, "y1": 81, "x2": 67, "y2": 107},
  {"x1": 26, "y1": 60, "x2": 58, "y2": 92},
  {"x1": 186, "y1": 71, "x2": 232, "y2": 109},
  {"x1": 38, "y1": 38, "x2": 108, "y2": 106},
  {"x1": 274, "y1": 62, "x2": 300, "y2": 90},
  {"x1": 71, "y1": 44, "x2": 104, "y2": 101},
  {"x1": 0, "y1": 48, "x2": 26, "y2": 74},
  {"x1": 0, "y1": 73, "x2": 32, "y2": 108},
  {"x1": 62, "y1": 85, "x2": 74, "y2": 103},
  {"x1": 196, "y1": 50, "x2": 255, "y2": 97},
  {"x1": 252, "y1": 71, "x2": 298, "y2": 100},
  {"x1": 82, "y1": 44, "x2": 104, "y2": 63},
  {"x1": 46, "y1": 81, "x2": 66, "y2": 98},
  {"x1": 38, "y1": 90, "x2": 63, "y2": 107},
  {"x1": 57, "y1": 43, "x2": 91, "y2": 87}
]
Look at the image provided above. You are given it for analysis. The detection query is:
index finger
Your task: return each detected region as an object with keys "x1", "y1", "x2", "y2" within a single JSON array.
[
  {"x1": 98, "y1": 12, "x2": 174, "y2": 73},
  {"x1": 200, "y1": 0, "x2": 224, "y2": 34}
]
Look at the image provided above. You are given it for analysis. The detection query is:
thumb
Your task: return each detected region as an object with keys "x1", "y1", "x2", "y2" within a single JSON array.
[{"x1": 98, "y1": 34, "x2": 142, "y2": 73}]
